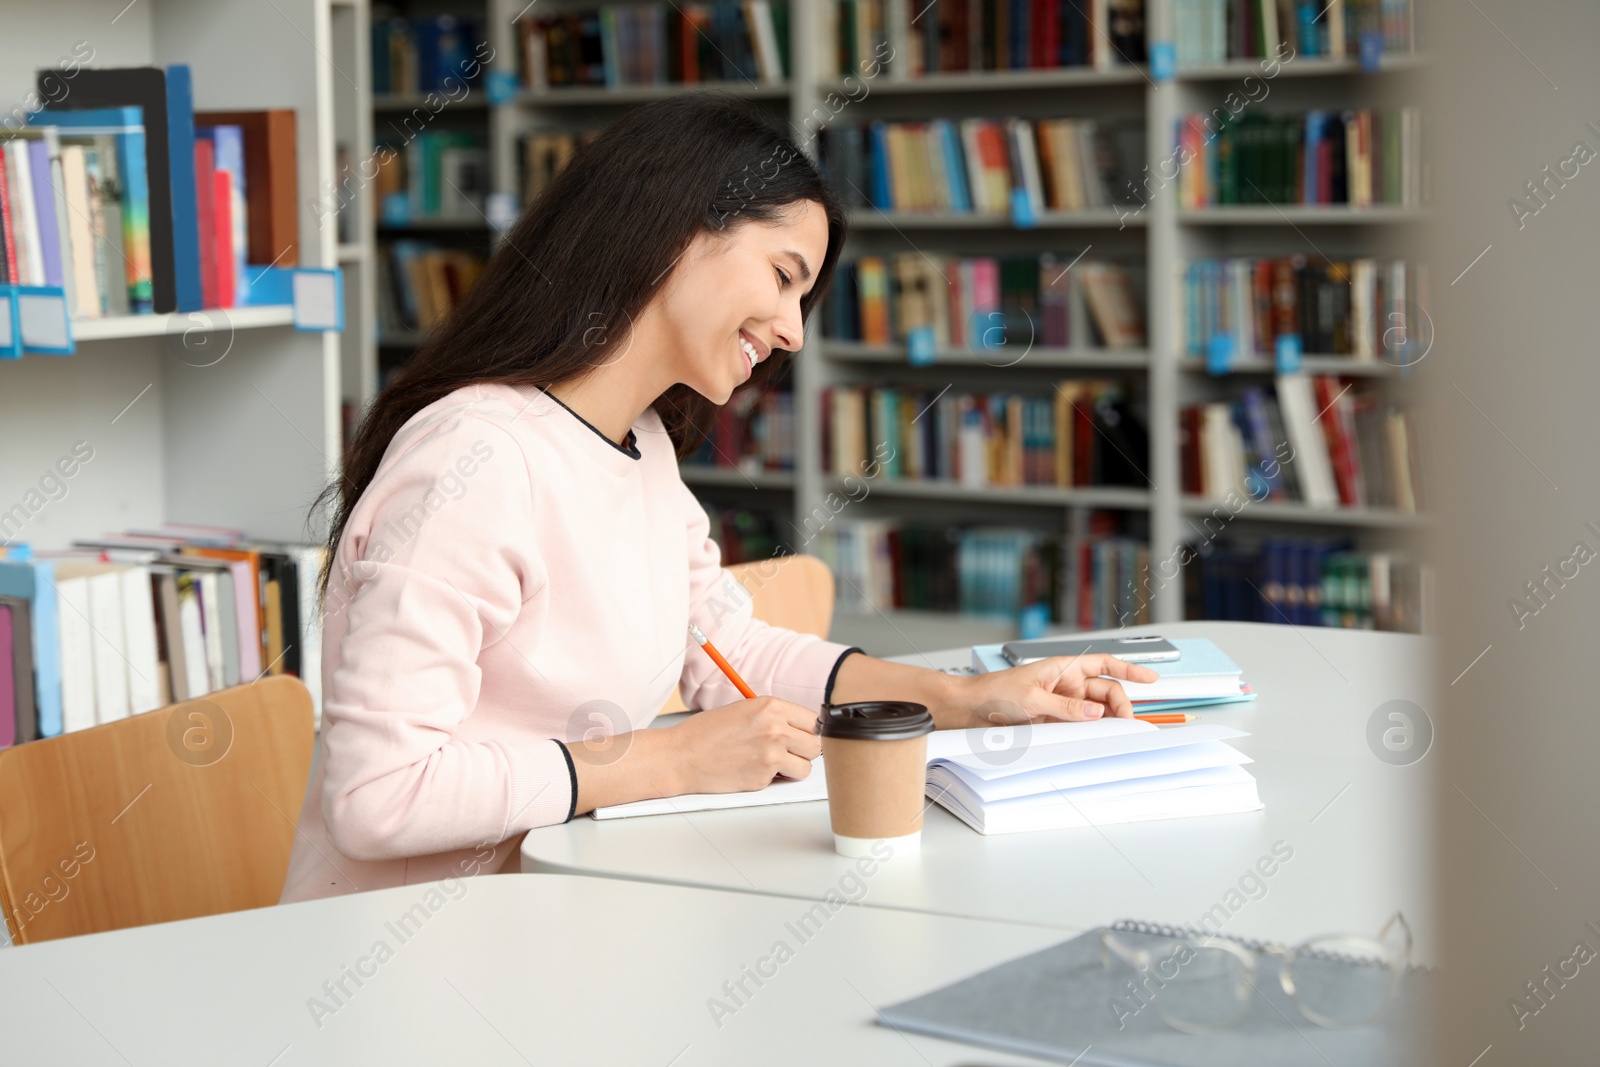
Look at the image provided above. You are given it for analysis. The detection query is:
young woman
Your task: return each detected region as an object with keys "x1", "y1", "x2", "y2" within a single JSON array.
[{"x1": 278, "y1": 94, "x2": 1155, "y2": 904}]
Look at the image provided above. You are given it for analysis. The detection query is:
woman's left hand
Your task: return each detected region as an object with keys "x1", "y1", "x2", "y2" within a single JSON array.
[{"x1": 940, "y1": 654, "x2": 1161, "y2": 729}]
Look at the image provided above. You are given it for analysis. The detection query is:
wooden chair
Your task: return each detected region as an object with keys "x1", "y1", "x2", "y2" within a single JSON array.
[
  {"x1": 0, "y1": 674, "x2": 315, "y2": 945},
  {"x1": 661, "y1": 554, "x2": 837, "y2": 713}
]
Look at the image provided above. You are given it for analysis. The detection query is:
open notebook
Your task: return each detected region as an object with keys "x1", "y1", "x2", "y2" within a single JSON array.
[{"x1": 592, "y1": 718, "x2": 1261, "y2": 833}]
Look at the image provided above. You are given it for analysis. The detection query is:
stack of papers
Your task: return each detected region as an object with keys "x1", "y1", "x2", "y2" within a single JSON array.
[
  {"x1": 926, "y1": 718, "x2": 1262, "y2": 835},
  {"x1": 593, "y1": 719, "x2": 1261, "y2": 835},
  {"x1": 971, "y1": 637, "x2": 1256, "y2": 713}
]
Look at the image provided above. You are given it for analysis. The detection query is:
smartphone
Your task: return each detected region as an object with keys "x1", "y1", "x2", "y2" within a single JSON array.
[{"x1": 1000, "y1": 635, "x2": 1181, "y2": 667}]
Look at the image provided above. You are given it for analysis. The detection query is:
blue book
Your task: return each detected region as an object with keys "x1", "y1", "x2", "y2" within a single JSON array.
[
  {"x1": 868, "y1": 121, "x2": 893, "y2": 210},
  {"x1": 25, "y1": 140, "x2": 64, "y2": 289},
  {"x1": 1009, "y1": 0, "x2": 1028, "y2": 69},
  {"x1": 0, "y1": 557, "x2": 61, "y2": 738},
  {"x1": 936, "y1": 120, "x2": 972, "y2": 212},
  {"x1": 1240, "y1": 388, "x2": 1285, "y2": 499},
  {"x1": 1303, "y1": 109, "x2": 1325, "y2": 204},
  {"x1": 162, "y1": 64, "x2": 203, "y2": 312}
]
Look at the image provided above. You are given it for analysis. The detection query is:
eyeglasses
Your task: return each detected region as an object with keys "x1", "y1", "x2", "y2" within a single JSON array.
[{"x1": 1099, "y1": 913, "x2": 1413, "y2": 1034}]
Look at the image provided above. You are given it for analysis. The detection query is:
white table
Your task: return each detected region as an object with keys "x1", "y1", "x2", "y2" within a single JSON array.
[
  {"x1": 0, "y1": 873, "x2": 1061, "y2": 1065},
  {"x1": 524, "y1": 622, "x2": 1437, "y2": 955}
]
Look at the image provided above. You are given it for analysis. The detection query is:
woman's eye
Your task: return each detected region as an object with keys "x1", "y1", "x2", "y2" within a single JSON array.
[{"x1": 776, "y1": 268, "x2": 791, "y2": 286}]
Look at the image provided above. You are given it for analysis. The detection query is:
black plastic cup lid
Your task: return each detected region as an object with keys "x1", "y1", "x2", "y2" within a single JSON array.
[{"x1": 818, "y1": 701, "x2": 935, "y2": 741}]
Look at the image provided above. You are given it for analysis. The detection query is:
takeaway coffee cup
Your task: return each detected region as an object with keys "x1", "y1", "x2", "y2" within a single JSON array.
[{"x1": 817, "y1": 701, "x2": 935, "y2": 858}]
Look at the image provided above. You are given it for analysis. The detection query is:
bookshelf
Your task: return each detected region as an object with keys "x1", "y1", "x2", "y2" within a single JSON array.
[
  {"x1": 0, "y1": 0, "x2": 346, "y2": 548},
  {"x1": 348, "y1": 1, "x2": 1428, "y2": 648}
]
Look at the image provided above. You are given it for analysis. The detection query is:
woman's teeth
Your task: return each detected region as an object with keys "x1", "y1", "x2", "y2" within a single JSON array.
[{"x1": 740, "y1": 336, "x2": 758, "y2": 371}]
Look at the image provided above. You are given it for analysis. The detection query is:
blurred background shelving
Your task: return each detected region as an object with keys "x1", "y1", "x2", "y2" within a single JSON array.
[{"x1": 334, "y1": 0, "x2": 1430, "y2": 652}]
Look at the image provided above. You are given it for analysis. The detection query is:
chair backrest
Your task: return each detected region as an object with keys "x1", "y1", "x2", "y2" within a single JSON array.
[
  {"x1": 0, "y1": 674, "x2": 315, "y2": 945},
  {"x1": 660, "y1": 554, "x2": 837, "y2": 713}
]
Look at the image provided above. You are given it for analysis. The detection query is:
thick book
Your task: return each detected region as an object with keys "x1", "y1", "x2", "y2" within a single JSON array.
[{"x1": 926, "y1": 721, "x2": 1261, "y2": 835}]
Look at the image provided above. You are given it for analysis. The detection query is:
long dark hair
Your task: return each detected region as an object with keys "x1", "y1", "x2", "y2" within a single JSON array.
[{"x1": 313, "y1": 92, "x2": 847, "y2": 607}]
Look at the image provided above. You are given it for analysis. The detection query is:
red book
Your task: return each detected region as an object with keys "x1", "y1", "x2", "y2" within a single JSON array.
[
  {"x1": 944, "y1": 0, "x2": 972, "y2": 72},
  {"x1": 1077, "y1": 540, "x2": 1095, "y2": 628},
  {"x1": 1272, "y1": 258, "x2": 1298, "y2": 342},
  {"x1": 886, "y1": 527, "x2": 904, "y2": 608},
  {"x1": 213, "y1": 170, "x2": 235, "y2": 308},
  {"x1": 1316, "y1": 139, "x2": 1333, "y2": 204},
  {"x1": 193, "y1": 138, "x2": 217, "y2": 309},
  {"x1": 1031, "y1": 0, "x2": 1052, "y2": 68},
  {"x1": 1313, "y1": 376, "x2": 1360, "y2": 507},
  {"x1": 0, "y1": 149, "x2": 15, "y2": 284},
  {"x1": 1043, "y1": 0, "x2": 1063, "y2": 68},
  {"x1": 1253, "y1": 259, "x2": 1274, "y2": 354},
  {"x1": 681, "y1": 8, "x2": 698, "y2": 82},
  {"x1": 1179, "y1": 406, "x2": 1202, "y2": 495}
]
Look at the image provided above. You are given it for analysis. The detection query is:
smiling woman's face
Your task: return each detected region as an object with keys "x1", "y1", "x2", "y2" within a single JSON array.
[{"x1": 654, "y1": 199, "x2": 829, "y2": 405}]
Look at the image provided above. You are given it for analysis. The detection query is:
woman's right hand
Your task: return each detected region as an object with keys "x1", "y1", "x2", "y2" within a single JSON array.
[{"x1": 661, "y1": 696, "x2": 822, "y2": 794}]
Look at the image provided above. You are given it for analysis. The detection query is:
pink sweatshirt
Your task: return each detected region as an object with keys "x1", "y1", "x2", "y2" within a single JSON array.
[{"x1": 278, "y1": 383, "x2": 857, "y2": 904}]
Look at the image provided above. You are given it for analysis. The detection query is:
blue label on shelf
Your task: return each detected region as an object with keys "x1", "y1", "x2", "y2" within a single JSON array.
[
  {"x1": 486, "y1": 70, "x2": 517, "y2": 106},
  {"x1": 907, "y1": 325, "x2": 936, "y2": 366},
  {"x1": 1018, "y1": 603, "x2": 1050, "y2": 641},
  {"x1": 1206, "y1": 333, "x2": 1235, "y2": 375},
  {"x1": 1009, "y1": 187, "x2": 1038, "y2": 229},
  {"x1": 0, "y1": 286, "x2": 18, "y2": 360},
  {"x1": 973, "y1": 309, "x2": 1006, "y2": 350},
  {"x1": 1275, "y1": 333, "x2": 1303, "y2": 373},
  {"x1": 381, "y1": 193, "x2": 410, "y2": 225},
  {"x1": 1150, "y1": 42, "x2": 1176, "y2": 81},
  {"x1": 1359, "y1": 31, "x2": 1384, "y2": 72}
]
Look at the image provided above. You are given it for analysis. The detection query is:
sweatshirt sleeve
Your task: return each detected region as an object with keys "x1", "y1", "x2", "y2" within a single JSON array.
[
  {"x1": 676, "y1": 479, "x2": 858, "y2": 712},
  {"x1": 319, "y1": 416, "x2": 572, "y2": 863}
]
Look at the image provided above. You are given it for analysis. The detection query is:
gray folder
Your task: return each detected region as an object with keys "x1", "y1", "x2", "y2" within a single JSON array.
[{"x1": 878, "y1": 922, "x2": 1429, "y2": 1066}]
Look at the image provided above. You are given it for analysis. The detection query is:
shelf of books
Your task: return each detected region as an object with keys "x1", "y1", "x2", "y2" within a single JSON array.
[
  {"x1": 803, "y1": 0, "x2": 1159, "y2": 649},
  {"x1": 364, "y1": 2, "x2": 496, "y2": 399},
  {"x1": 344, "y1": 0, "x2": 1429, "y2": 652},
  {"x1": 0, "y1": 0, "x2": 353, "y2": 750},
  {"x1": 1165, "y1": 0, "x2": 1430, "y2": 635}
]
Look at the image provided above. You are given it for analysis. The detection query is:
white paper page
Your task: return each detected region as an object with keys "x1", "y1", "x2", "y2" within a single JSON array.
[
  {"x1": 937, "y1": 740, "x2": 1254, "y2": 803},
  {"x1": 974, "y1": 776, "x2": 1264, "y2": 835},
  {"x1": 592, "y1": 761, "x2": 827, "y2": 819},
  {"x1": 924, "y1": 716, "x2": 1151, "y2": 761},
  {"x1": 939, "y1": 723, "x2": 1251, "y2": 781},
  {"x1": 979, "y1": 764, "x2": 1254, "y2": 806}
]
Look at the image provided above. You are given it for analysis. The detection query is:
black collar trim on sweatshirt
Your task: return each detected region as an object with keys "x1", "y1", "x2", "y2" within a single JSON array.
[{"x1": 538, "y1": 387, "x2": 641, "y2": 459}]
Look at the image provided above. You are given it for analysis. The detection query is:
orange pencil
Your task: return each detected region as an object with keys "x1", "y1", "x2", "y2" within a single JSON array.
[
  {"x1": 688, "y1": 623, "x2": 757, "y2": 699},
  {"x1": 1134, "y1": 713, "x2": 1196, "y2": 724}
]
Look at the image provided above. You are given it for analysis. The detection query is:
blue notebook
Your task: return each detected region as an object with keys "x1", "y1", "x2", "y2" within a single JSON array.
[
  {"x1": 880, "y1": 921, "x2": 1428, "y2": 1066},
  {"x1": 971, "y1": 638, "x2": 1257, "y2": 711}
]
